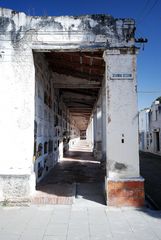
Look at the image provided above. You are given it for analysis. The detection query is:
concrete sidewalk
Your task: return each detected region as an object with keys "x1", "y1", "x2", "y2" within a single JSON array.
[{"x1": 0, "y1": 205, "x2": 161, "y2": 240}]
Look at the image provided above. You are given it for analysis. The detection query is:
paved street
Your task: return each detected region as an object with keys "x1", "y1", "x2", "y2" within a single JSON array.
[
  {"x1": 140, "y1": 151, "x2": 161, "y2": 209},
  {"x1": 0, "y1": 204, "x2": 161, "y2": 240}
]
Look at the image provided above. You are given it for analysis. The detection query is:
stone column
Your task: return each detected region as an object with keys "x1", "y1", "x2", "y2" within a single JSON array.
[
  {"x1": 93, "y1": 110, "x2": 97, "y2": 155},
  {"x1": 91, "y1": 117, "x2": 94, "y2": 149},
  {"x1": 93, "y1": 97, "x2": 102, "y2": 161},
  {"x1": 103, "y1": 49, "x2": 144, "y2": 207},
  {"x1": 101, "y1": 79, "x2": 107, "y2": 167},
  {"x1": 86, "y1": 117, "x2": 94, "y2": 148}
]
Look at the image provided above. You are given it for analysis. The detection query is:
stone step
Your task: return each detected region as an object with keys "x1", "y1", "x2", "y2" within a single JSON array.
[
  {"x1": 31, "y1": 183, "x2": 76, "y2": 205},
  {"x1": 31, "y1": 182, "x2": 105, "y2": 205}
]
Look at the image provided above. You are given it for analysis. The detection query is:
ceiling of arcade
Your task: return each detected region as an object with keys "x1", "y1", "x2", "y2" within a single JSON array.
[{"x1": 44, "y1": 51, "x2": 105, "y2": 130}]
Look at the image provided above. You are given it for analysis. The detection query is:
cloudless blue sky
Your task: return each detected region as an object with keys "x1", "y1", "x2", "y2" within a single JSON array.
[{"x1": 0, "y1": 0, "x2": 161, "y2": 109}]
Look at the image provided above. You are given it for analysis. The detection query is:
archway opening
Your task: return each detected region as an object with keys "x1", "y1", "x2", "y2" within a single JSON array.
[{"x1": 33, "y1": 50, "x2": 106, "y2": 205}]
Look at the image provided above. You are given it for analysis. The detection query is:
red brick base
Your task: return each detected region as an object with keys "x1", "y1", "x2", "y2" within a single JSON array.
[{"x1": 107, "y1": 178, "x2": 145, "y2": 207}]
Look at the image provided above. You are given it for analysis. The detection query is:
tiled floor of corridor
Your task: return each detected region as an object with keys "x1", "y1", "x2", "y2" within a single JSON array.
[{"x1": 33, "y1": 140, "x2": 106, "y2": 206}]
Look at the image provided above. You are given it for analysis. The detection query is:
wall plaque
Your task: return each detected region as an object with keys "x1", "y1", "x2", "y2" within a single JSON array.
[{"x1": 110, "y1": 73, "x2": 133, "y2": 80}]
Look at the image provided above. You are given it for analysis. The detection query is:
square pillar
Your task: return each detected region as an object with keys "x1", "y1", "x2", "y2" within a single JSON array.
[
  {"x1": 86, "y1": 117, "x2": 94, "y2": 149},
  {"x1": 101, "y1": 79, "x2": 107, "y2": 167},
  {"x1": 93, "y1": 97, "x2": 102, "y2": 161},
  {"x1": 104, "y1": 49, "x2": 144, "y2": 207},
  {"x1": 0, "y1": 46, "x2": 36, "y2": 202}
]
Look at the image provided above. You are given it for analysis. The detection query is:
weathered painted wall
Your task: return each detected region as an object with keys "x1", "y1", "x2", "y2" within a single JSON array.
[
  {"x1": 0, "y1": 9, "x2": 35, "y2": 201},
  {"x1": 0, "y1": 8, "x2": 135, "y2": 51},
  {"x1": 104, "y1": 49, "x2": 144, "y2": 207},
  {"x1": 104, "y1": 49, "x2": 140, "y2": 179},
  {"x1": 139, "y1": 108, "x2": 150, "y2": 152},
  {"x1": 0, "y1": 7, "x2": 139, "y2": 204}
]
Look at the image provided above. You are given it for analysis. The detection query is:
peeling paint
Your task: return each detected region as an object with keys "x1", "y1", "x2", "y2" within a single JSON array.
[{"x1": 0, "y1": 8, "x2": 136, "y2": 50}]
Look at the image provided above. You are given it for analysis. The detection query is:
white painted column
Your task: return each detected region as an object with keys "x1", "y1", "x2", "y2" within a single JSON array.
[
  {"x1": 0, "y1": 47, "x2": 36, "y2": 201},
  {"x1": 93, "y1": 110, "x2": 97, "y2": 152},
  {"x1": 86, "y1": 117, "x2": 93, "y2": 148},
  {"x1": 96, "y1": 98, "x2": 102, "y2": 143},
  {"x1": 91, "y1": 117, "x2": 94, "y2": 149},
  {"x1": 93, "y1": 96, "x2": 102, "y2": 161},
  {"x1": 103, "y1": 49, "x2": 144, "y2": 207},
  {"x1": 101, "y1": 79, "x2": 107, "y2": 163}
]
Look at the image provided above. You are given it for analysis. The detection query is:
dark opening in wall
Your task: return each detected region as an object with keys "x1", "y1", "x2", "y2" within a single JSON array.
[
  {"x1": 34, "y1": 141, "x2": 37, "y2": 157},
  {"x1": 48, "y1": 140, "x2": 53, "y2": 153},
  {"x1": 44, "y1": 142, "x2": 48, "y2": 154},
  {"x1": 48, "y1": 95, "x2": 52, "y2": 108},
  {"x1": 80, "y1": 130, "x2": 86, "y2": 140},
  {"x1": 38, "y1": 162, "x2": 43, "y2": 178},
  {"x1": 37, "y1": 143, "x2": 43, "y2": 158},
  {"x1": 44, "y1": 91, "x2": 48, "y2": 105},
  {"x1": 34, "y1": 120, "x2": 37, "y2": 138},
  {"x1": 54, "y1": 115, "x2": 58, "y2": 127}
]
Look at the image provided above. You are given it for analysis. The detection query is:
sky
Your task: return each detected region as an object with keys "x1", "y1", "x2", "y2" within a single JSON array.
[{"x1": 0, "y1": 0, "x2": 161, "y2": 110}]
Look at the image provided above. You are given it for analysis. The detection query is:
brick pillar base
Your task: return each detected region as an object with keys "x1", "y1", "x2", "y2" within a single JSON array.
[{"x1": 106, "y1": 177, "x2": 145, "y2": 207}]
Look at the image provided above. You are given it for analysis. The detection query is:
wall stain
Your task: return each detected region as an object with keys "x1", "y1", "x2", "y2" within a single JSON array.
[
  {"x1": 114, "y1": 162, "x2": 127, "y2": 170},
  {"x1": 108, "y1": 116, "x2": 111, "y2": 123}
]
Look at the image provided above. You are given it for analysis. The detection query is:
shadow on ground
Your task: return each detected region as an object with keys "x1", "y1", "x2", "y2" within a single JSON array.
[
  {"x1": 140, "y1": 151, "x2": 161, "y2": 210},
  {"x1": 35, "y1": 148, "x2": 106, "y2": 206}
]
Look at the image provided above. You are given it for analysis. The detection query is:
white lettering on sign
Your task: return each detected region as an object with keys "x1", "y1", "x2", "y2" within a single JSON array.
[{"x1": 111, "y1": 73, "x2": 133, "y2": 80}]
